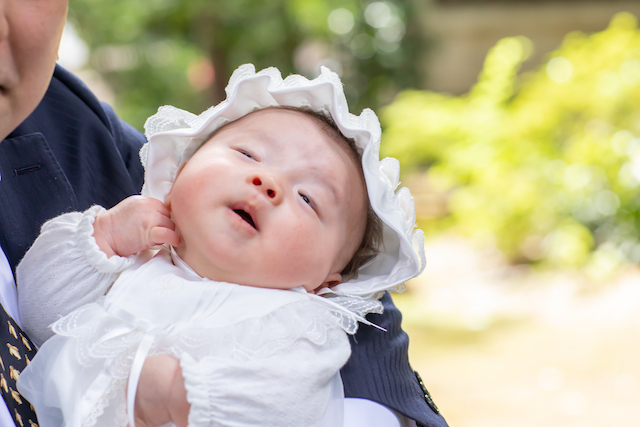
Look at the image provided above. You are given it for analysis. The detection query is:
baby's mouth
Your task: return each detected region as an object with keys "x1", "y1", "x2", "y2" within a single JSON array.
[{"x1": 233, "y1": 209, "x2": 257, "y2": 230}]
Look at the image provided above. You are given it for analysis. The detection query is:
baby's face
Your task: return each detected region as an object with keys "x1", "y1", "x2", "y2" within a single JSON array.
[{"x1": 165, "y1": 108, "x2": 367, "y2": 292}]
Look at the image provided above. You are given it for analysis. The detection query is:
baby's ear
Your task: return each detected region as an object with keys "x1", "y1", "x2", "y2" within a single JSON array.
[{"x1": 314, "y1": 272, "x2": 342, "y2": 294}]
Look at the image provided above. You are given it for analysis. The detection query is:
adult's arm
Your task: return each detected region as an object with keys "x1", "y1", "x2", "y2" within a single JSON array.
[
  {"x1": 340, "y1": 293, "x2": 447, "y2": 427},
  {"x1": 0, "y1": 65, "x2": 145, "y2": 275}
]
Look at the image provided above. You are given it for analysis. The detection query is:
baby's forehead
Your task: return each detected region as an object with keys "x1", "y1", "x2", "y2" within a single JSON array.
[{"x1": 223, "y1": 107, "x2": 360, "y2": 158}]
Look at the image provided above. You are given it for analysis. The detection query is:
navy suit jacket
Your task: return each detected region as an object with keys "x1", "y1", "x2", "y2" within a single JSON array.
[{"x1": 0, "y1": 65, "x2": 447, "y2": 427}]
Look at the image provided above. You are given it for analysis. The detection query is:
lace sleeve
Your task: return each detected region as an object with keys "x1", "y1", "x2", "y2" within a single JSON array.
[
  {"x1": 16, "y1": 206, "x2": 135, "y2": 347},
  {"x1": 181, "y1": 326, "x2": 351, "y2": 427}
]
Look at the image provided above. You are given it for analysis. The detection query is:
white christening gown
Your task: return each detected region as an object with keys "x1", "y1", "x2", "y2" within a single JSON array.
[{"x1": 16, "y1": 208, "x2": 358, "y2": 427}]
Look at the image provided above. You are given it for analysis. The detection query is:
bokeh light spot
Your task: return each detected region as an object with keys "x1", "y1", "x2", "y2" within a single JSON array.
[
  {"x1": 328, "y1": 8, "x2": 354, "y2": 35},
  {"x1": 546, "y1": 56, "x2": 573, "y2": 83}
]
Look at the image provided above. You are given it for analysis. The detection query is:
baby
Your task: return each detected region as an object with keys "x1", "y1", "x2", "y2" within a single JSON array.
[{"x1": 16, "y1": 64, "x2": 425, "y2": 427}]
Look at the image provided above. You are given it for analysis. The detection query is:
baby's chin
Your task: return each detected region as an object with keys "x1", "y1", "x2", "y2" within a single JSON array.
[{"x1": 175, "y1": 244, "x2": 329, "y2": 291}]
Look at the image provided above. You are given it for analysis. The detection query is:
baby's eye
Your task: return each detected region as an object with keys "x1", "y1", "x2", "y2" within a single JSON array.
[
  {"x1": 299, "y1": 193, "x2": 312, "y2": 206},
  {"x1": 237, "y1": 149, "x2": 254, "y2": 159}
]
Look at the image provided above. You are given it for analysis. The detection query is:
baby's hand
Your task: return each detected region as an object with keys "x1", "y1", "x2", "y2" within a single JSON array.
[
  {"x1": 131, "y1": 355, "x2": 189, "y2": 427},
  {"x1": 93, "y1": 196, "x2": 182, "y2": 258}
]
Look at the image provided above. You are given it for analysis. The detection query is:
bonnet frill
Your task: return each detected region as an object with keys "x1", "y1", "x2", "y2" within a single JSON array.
[{"x1": 141, "y1": 64, "x2": 426, "y2": 332}]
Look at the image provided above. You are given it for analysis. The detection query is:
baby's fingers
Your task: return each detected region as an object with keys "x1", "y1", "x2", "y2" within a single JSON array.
[
  {"x1": 149, "y1": 226, "x2": 182, "y2": 248},
  {"x1": 152, "y1": 213, "x2": 177, "y2": 233}
]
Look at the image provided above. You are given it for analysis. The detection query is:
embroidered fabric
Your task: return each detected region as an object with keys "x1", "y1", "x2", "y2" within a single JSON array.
[
  {"x1": 21, "y1": 244, "x2": 352, "y2": 427},
  {"x1": 307, "y1": 293, "x2": 384, "y2": 335},
  {"x1": 84, "y1": 377, "x2": 127, "y2": 427},
  {"x1": 51, "y1": 296, "x2": 348, "y2": 372},
  {"x1": 140, "y1": 64, "x2": 426, "y2": 302}
]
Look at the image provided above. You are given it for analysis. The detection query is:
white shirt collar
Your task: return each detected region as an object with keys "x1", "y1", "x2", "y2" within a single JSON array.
[{"x1": 0, "y1": 244, "x2": 21, "y2": 326}]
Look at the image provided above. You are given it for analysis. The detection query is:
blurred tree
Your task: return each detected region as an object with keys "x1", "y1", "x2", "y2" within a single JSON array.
[
  {"x1": 382, "y1": 12, "x2": 640, "y2": 270},
  {"x1": 68, "y1": 0, "x2": 427, "y2": 129}
]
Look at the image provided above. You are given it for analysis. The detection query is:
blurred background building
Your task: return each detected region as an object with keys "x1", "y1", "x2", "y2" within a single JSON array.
[{"x1": 422, "y1": 0, "x2": 640, "y2": 94}]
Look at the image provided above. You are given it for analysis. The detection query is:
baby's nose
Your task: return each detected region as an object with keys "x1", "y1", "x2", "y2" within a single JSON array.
[{"x1": 250, "y1": 174, "x2": 282, "y2": 204}]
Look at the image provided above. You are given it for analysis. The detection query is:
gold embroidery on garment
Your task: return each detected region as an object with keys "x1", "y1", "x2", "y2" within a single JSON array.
[
  {"x1": 0, "y1": 355, "x2": 4, "y2": 371},
  {"x1": 28, "y1": 420, "x2": 38, "y2": 427},
  {"x1": 0, "y1": 373, "x2": 7, "y2": 393},
  {"x1": 6, "y1": 343, "x2": 21, "y2": 359},
  {"x1": 9, "y1": 387, "x2": 22, "y2": 404},
  {"x1": 25, "y1": 354, "x2": 30, "y2": 365},
  {"x1": 7, "y1": 322, "x2": 17, "y2": 339},
  {"x1": 19, "y1": 334, "x2": 31, "y2": 352},
  {"x1": 14, "y1": 409, "x2": 23, "y2": 427},
  {"x1": 9, "y1": 365, "x2": 19, "y2": 382}
]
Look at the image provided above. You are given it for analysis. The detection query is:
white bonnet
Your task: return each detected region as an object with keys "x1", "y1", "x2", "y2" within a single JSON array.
[{"x1": 141, "y1": 64, "x2": 425, "y2": 298}]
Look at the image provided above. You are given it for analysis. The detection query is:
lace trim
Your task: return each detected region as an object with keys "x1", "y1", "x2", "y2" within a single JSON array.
[
  {"x1": 82, "y1": 377, "x2": 125, "y2": 427},
  {"x1": 52, "y1": 297, "x2": 350, "y2": 371}
]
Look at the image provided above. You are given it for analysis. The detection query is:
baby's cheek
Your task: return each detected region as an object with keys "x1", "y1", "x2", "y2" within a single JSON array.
[
  {"x1": 276, "y1": 228, "x2": 308, "y2": 263},
  {"x1": 272, "y1": 231, "x2": 319, "y2": 278}
]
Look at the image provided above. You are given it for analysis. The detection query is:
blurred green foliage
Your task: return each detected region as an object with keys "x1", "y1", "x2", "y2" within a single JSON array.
[
  {"x1": 382, "y1": 13, "x2": 640, "y2": 269},
  {"x1": 68, "y1": 0, "x2": 427, "y2": 129}
]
